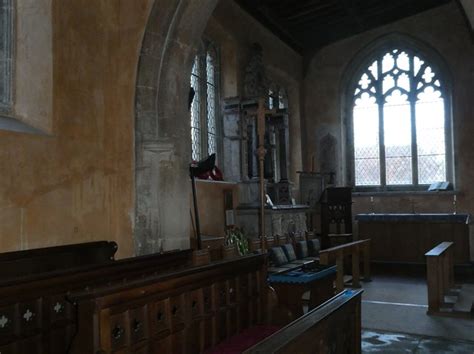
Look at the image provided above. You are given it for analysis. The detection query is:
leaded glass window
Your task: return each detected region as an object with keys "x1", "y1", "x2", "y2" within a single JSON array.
[
  {"x1": 0, "y1": 0, "x2": 13, "y2": 111},
  {"x1": 190, "y1": 41, "x2": 221, "y2": 161},
  {"x1": 268, "y1": 84, "x2": 287, "y2": 110},
  {"x1": 351, "y1": 48, "x2": 450, "y2": 189}
]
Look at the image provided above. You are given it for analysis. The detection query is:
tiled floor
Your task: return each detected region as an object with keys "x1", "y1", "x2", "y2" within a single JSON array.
[{"x1": 362, "y1": 329, "x2": 474, "y2": 353}]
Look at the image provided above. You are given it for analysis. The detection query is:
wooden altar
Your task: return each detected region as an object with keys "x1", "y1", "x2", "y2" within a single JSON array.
[{"x1": 356, "y1": 213, "x2": 472, "y2": 264}]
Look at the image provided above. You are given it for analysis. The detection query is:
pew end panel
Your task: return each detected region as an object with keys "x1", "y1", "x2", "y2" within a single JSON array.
[{"x1": 244, "y1": 289, "x2": 363, "y2": 354}]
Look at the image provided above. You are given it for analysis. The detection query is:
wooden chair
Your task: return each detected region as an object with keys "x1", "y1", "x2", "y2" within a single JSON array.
[{"x1": 320, "y1": 187, "x2": 353, "y2": 249}]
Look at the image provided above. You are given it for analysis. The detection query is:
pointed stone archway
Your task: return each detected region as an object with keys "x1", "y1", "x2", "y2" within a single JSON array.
[{"x1": 134, "y1": 0, "x2": 219, "y2": 255}]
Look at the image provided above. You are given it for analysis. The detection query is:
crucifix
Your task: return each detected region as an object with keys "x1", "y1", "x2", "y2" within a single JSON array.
[{"x1": 246, "y1": 97, "x2": 276, "y2": 252}]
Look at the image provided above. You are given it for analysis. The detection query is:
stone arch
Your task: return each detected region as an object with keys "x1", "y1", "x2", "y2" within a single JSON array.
[{"x1": 134, "y1": 0, "x2": 219, "y2": 255}]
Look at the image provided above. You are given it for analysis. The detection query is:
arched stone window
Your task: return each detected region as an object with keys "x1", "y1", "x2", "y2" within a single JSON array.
[
  {"x1": 190, "y1": 41, "x2": 221, "y2": 161},
  {"x1": 346, "y1": 37, "x2": 453, "y2": 191}
]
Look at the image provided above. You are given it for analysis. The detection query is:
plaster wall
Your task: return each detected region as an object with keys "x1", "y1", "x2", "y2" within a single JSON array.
[
  {"x1": 303, "y1": 4, "x2": 474, "y2": 223},
  {"x1": 0, "y1": 0, "x2": 153, "y2": 258}
]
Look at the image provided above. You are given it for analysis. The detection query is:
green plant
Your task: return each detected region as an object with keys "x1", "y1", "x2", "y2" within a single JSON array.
[{"x1": 225, "y1": 227, "x2": 250, "y2": 256}]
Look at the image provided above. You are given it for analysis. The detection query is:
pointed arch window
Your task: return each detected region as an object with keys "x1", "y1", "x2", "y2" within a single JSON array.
[
  {"x1": 190, "y1": 41, "x2": 221, "y2": 161},
  {"x1": 351, "y1": 48, "x2": 452, "y2": 190},
  {"x1": 0, "y1": 0, "x2": 13, "y2": 112}
]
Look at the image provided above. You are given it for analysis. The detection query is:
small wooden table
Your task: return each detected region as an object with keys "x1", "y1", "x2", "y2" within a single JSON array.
[{"x1": 268, "y1": 264, "x2": 337, "y2": 320}]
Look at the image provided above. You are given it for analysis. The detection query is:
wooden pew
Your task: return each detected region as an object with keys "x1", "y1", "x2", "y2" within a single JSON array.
[
  {"x1": 319, "y1": 239, "x2": 371, "y2": 292},
  {"x1": 425, "y1": 242, "x2": 473, "y2": 318},
  {"x1": 0, "y1": 249, "x2": 192, "y2": 354},
  {"x1": 68, "y1": 254, "x2": 267, "y2": 354},
  {"x1": 0, "y1": 241, "x2": 118, "y2": 281},
  {"x1": 244, "y1": 289, "x2": 363, "y2": 354}
]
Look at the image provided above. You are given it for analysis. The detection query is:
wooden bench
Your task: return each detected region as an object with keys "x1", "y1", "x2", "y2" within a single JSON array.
[
  {"x1": 319, "y1": 239, "x2": 371, "y2": 292},
  {"x1": 0, "y1": 249, "x2": 192, "y2": 354},
  {"x1": 244, "y1": 289, "x2": 363, "y2": 354},
  {"x1": 426, "y1": 242, "x2": 473, "y2": 318},
  {"x1": 68, "y1": 254, "x2": 267, "y2": 354},
  {"x1": 0, "y1": 241, "x2": 118, "y2": 281}
]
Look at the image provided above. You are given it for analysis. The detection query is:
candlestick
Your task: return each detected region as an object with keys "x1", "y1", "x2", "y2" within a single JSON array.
[{"x1": 453, "y1": 194, "x2": 457, "y2": 215}]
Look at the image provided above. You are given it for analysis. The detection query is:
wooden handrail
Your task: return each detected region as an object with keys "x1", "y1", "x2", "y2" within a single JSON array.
[
  {"x1": 425, "y1": 241, "x2": 453, "y2": 257},
  {"x1": 319, "y1": 239, "x2": 371, "y2": 292},
  {"x1": 244, "y1": 289, "x2": 363, "y2": 354}
]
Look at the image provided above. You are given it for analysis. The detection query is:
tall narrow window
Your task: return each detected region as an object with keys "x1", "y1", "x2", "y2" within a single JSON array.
[
  {"x1": 0, "y1": 0, "x2": 13, "y2": 111},
  {"x1": 190, "y1": 42, "x2": 221, "y2": 162},
  {"x1": 351, "y1": 48, "x2": 450, "y2": 190}
]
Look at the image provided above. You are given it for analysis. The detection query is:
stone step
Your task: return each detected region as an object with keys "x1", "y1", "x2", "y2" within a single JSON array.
[{"x1": 453, "y1": 284, "x2": 474, "y2": 313}]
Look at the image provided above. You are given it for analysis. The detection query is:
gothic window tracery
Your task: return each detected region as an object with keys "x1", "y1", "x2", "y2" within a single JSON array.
[{"x1": 351, "y1": 48, "x2": 451, "y2": 189}]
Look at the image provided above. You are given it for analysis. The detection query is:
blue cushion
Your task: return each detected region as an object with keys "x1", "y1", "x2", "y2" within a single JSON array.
[
  {"x1": 269, "y1": 247, "x2": 289, "y2": 266},
  {"x1": 281, "y1": 244, "x2": 297, "y2": 262},
  {"x1": 307, "y1": 239, "x2": 321, "y2": 257},
  {"x1": 295, "y1": 241, "x2": 309, "y2": 259}
]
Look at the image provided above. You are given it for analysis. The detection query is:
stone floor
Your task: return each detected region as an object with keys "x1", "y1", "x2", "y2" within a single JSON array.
[
  {"x1": 361, "y1": 275, "x2": 474, "y2": 342},
  {"x1": 362, "y1": 329, "x2": 474, "y2": 353}
]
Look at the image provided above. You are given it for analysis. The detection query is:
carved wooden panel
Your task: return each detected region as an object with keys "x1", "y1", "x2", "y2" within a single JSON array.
[
  {"x1": 109, "y1": 311, "x2": 129, "y2": 351},
  {"x1": 69, "y1": 254, "x2": 267, "y2": 353}
]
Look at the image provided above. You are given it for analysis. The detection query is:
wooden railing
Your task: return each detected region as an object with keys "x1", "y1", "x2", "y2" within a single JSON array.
[
  {"x1": 425, "y1": 242, "x2": 455, "y2": 315},
  {"x1": 319, "y1": 239, "x2": 371, "y2": 292},
  {"x1": 244, "y1": 289, "x2": 363, "y2": 354}
]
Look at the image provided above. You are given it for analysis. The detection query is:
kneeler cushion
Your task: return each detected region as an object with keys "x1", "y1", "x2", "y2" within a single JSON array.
[
  {"x1": 269, "y1": 246, "x2": 289, "y2": 266},
  {"x1": 307, "y1": 239, "x2": 321, "y2": 257},
  {"x1": 204, "y1": 325, "x2": 281, "y2": 354},
  {"x1": 295, "y1": 240, "x2": 309, "y2": 259},
  {"x1": 281, "y1": 244, "x2": 297, "y2": 262}
]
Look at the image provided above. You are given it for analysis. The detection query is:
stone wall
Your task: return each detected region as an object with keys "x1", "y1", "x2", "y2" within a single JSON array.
[
  {"x1": 134, "y1": 0, "x2": 303, "y2": 255},
  {"x1": 205, "y1": 1, "x2": 303, "y2": 185},
  {"x1": 303, "y1": 3, "x2": 474, "y2": 225},
  {"x1": 460, "y1": 0, "x2": 474, "y2": 29}
]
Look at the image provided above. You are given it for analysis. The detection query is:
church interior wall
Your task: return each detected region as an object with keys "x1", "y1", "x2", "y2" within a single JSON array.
[
  {"x1": 1, "y1": 0, "x2": 472, "y2": 257},
  {"x1": 0, "y1": 0, "x2": 304, "y2": 257},
  {"x1": 205, "y1": 0, "x2": 303, "y2": 183},
  {"x1": 303, "y1": 3, "x2": 474, "y2": 233},
  {"x1": 187, "y1": 1, "x2": 304, "y2": 240},
  {"x1": 0, "y1": 0, "x2": 154, "y2": 258}
]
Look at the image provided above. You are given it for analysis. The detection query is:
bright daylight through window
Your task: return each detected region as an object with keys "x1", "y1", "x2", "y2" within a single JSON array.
[{"x1": 352, "y1": 49, "x2": 448, "y2": 189}]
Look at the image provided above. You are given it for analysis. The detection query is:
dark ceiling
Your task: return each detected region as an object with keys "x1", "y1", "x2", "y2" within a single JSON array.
[{"x1": 235, "y1": 0, "x2": 453, "y2": 54}]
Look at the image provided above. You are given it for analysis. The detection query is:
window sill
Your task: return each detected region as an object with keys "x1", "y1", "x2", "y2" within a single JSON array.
[{"x1": 0, "y1": 115, "x2": 49, "y2": 135}]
